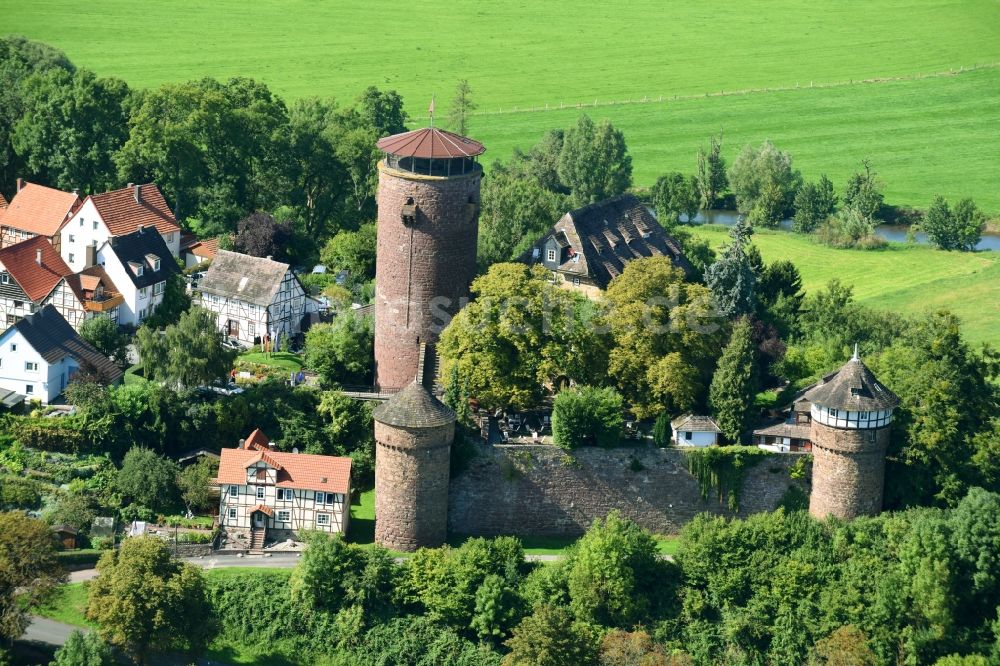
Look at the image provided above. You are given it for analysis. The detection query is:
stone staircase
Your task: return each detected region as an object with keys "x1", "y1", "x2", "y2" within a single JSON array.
[{"x1": 249, "y1": 528, "x2": 266, "y2": 554}]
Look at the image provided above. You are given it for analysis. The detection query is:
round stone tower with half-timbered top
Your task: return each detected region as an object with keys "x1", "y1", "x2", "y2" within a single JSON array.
[
  {"x1": 807, "y1": 348, "x2": 900, "y2": 520},
  {"x1": 372, "y1": 380, "x2": 456, "y2": 551},
  {"x1": 373, "y1": 127, "x2": 484, "y2": 391}
]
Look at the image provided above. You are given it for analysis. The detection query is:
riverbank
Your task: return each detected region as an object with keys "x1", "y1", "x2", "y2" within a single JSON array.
[{"x1": 689, "y1": 224, "x2": 1000, "y2": 347}]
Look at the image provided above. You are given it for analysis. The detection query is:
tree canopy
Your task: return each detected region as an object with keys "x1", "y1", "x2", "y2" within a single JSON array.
[
  {"x1": 557, "y1": 114, "x2": 632, "y2": 208},
  {"x1": 0, "y1": 511, "x2": 65, "y2": 644},
  {"x1": 922, "y1": 195, "x2": 984, "y2": 251},
  {"x1": 136, "y1": 306, "x2": 235, "y2": 389}
]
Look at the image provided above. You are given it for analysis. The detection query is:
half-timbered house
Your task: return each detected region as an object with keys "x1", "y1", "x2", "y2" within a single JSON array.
[
  {"x1": 0, "y1": 237, "x2": 123, "y2": 330},
  {"x1": 0, "y1": 180, "x2": 79, "y2": 250},
  {"x1": 215, "y1": 429, "x2": 352, "y2": 550},
  {"x1": 196, "y1": 250, "x2": 316, "y2": 347}
]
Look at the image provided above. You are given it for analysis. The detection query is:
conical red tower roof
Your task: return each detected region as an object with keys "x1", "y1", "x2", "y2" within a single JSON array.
[{"x1": 376, "y1": 127, "x2": 485, "y2": 159}]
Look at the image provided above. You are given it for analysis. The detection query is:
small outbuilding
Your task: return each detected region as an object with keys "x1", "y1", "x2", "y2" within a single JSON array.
[
  {"x1": 51, "y1": 523, "x2": 80, "y2": 550},
  {"x1": 670, "y1": 414, "x2": 722, "y2": 447}
]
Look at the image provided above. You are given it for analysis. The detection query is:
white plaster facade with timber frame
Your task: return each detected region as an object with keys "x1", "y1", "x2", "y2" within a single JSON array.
[{"x1": 215, "y1": 429, "x2": 351, "y2": 542}]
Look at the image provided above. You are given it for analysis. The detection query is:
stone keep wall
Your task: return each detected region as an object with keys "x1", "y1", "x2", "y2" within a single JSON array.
[
  {"x1": 809, "y1": 423, "x2": 889, "y2": 519},
  {"x1": 449, "y1": 444, "x2": 807, "y2": 537},
  {"x1": 374, "y1": 163, "x2": 481, "y2": 389},
  {"x1": 375, "y1": 420, "x2": 454, "y2": 551}
]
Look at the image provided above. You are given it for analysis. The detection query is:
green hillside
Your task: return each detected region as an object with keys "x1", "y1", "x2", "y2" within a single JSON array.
[
  {"x1": 5, "y1": 0, "x2": 1000, "y2": 207},
  {"x1": 688, "y1": 225, "x2": 1000, "y2": 347}
]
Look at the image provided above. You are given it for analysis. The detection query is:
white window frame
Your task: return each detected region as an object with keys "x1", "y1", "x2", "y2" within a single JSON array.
[
  {"x1": 316, "y1": 513, "x2": 330, "y2": 526},
  {"x1": 139, "y1": 286, "x2": 149, "y2": 300},
  {"x1": 69, "y1": 234, "x2": 75, "y2": 243},
  {"x1": 153, "y1": 281, "x2": 165, "y2": 296},
  {"x1": 0, "y1": 274, "x2": 7, "y2": 284},
  {"x1": 10, "y1": 343, "x2": 16, "y2": 352},
  {"x1": 25, "y1": 361, "x2": 38, "y2": 372},
  {"x1": 229, "y1": 485, "x2": 238, "y2": 498},
  {"x1": 92, "y1": 220, "x2": 98, "y2": 230},
  {"x1": 228, "y1": 508, "x2": 237, "y2": 520},
  {"x1": 256, "y1": 486, "x2": 265, "y2": 500},
  {"x1": 68, "y1": 253, "x2": 75, "y2": 264},
  {"x1": 277, "y1": 510, "x2": 290, "y2": 522},
  {"x1": 546, "y1": 249, "x2": 556, "y2": 262},
  {"x1": 25, "y1": 384, "x2": 33, "y2": 395}
]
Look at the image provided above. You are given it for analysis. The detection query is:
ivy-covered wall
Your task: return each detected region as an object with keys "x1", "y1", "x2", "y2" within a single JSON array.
[{"x1": 448, "y1": 444, "x2": 810, "y2": 537}]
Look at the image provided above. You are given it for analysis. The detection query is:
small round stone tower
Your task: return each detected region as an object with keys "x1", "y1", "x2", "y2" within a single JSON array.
[
  {"x1": 373, "y1": 127, "x2": 485, "y2": 390},
  {"x1": 808, "y1": 349, "x2": 900, "y2": 519},
  {"x1": 372, "y1": 380, "x2": 456, "y2": 551}
]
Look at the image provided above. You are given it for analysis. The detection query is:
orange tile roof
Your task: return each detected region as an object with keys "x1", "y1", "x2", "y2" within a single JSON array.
[
  {"x1": 216, "y1": 443, "x2": 352, "y2": 494},
  {"x1": 0, "y1": 236, "x2": 73, "y2": 301},
  {"x1": 0, "y1": 183, "x2": 79, "y2": 237},
  {"x1": 250, "y1": 504, "x2": 274, "y2": 518},
  {"x1": 89, "y1": 184, "x2": 179, "y2": 237},
  {"x1": 244, "y1": 428, "x2": 270, "y2": 451},
  {"x1": 0, "y1": 193, "x2": 8, "y2": 209}
]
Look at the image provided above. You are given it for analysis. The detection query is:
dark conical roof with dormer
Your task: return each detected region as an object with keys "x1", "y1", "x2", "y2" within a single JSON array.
[
  {"x1": 372, "y1": 380, "x2": 456, "y2": 428},
  {"x1": 805, "y1": 348, "x2": 900, "y2": 411}
]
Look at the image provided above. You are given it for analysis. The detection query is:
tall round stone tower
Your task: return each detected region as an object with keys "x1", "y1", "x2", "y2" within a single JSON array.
[
  {"x1": 808, "y1": 349, "x2": 900, "y2": 520},
  {"x1": 373, "y1": 127, "x2": 485, "y2": 390},
  {"x1": 372, "y1": 381, "x2": 456, "y2": 551}
]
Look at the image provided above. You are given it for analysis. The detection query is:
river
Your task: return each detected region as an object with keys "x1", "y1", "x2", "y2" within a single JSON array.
[{"x1": 689, "y1": 210, "x2": 1000, "y2": 252}]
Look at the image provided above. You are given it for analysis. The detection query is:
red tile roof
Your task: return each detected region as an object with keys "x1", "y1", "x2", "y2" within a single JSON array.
[
  {"x1": 250, "y1": 504, "x2": 274, "y2": 518},
  {"x1": 0, "y1": 236, "x2": 73, "y2": 301},
  {"x1": 0, "y1": 193, "x2": 8, "y2": 209},
  {"x1": 216, "y1": 443, "x2": 352, "y2": 494},
  {"x1": 244, "y1": 428, "x2": 271, "y2": 451},
  {"x1": 89, "y1": 184, "x2": 179, "y2": 237},
  {"x1": 0, "y1": 183, "x2": 79, "y2": 237}
]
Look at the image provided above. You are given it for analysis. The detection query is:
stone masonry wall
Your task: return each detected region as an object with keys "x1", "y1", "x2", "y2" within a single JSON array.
[
  {"x1": 809, "y1": 423, "x2": 889, "y2": 519},
  {"x1": 449, "y1": 444, "x2": 808, "y2": 537},
  {"x1": 375, "y1": 420, "x2": 454, "y2": 551},
  {"x1": 374, "y1": 163, "x2": 481, "y2": 389}
]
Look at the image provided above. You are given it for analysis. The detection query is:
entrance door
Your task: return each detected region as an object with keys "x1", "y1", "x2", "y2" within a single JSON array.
[
  {"x1": 252, "y1": 511, "x2": 266, "y2": 528},
  {"x1": 227, "y1": 319, "x2": 239, "y2": 337}
]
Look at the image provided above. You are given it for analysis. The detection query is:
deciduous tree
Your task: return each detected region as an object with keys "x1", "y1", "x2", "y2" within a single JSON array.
[
  {"x1": 695, "y1": 132, "x2": 728, "y2": 209},
  {"x1": 51, "y1": 630, "x2": 115, "y2": 666},
  {"x1": 842, "y1": 160, "x2": 884, "y2": 221},
  {"x1": 604, "y1": 256, "x2": 722, "y2": 419},
  {"x1": 320, "y1": 223, "x2": 377, "y2": 285},
  {"x1": 136, "y1": 306, "x2": 235, "y2": 389},
  {"x1": 0, "y1": 512, "x2": 65, "y2": 644},
  {"x1": 439, "y1": 263, "x2": 607, "y2": 409},
  {"x1": 551, "y1": 386, "x2": 623, "y2": 450},
  {"x1": 233, "y1": 211, "x2": 293, "y2": 259},
  {"x1": 303, "y1": 312, "x2": 374, "y2": 387},
  {"x1": 728, "y1": 140, "x2": 801, "y2": 228},
  {"x1": 503, "y1": 604, "x2": 598, "y2": 666},
  {"x1": 114, "y1": 447, "x2": 180, "y2": 515},
  {"x1": 792, "y1": 175, "x2": 837, "y2": 233},
  {"x1": 176, "y1": 457, "x2": 218, "y2": 514},
  {"x1": 79, "y1": 315, "x2": 130, "y2": 369},
  {"x1": 87, "y1": 536, "x2": 213, "y2": 664},
  {"x1": 651, "y1": 172, "x2": 700, "y2": 226},
  {"x1": 557, "y1": 114, "x2": 632, "y2": 207},
  {"x1": 922, "y1": 195, "x2": 985, "y2": 252}
]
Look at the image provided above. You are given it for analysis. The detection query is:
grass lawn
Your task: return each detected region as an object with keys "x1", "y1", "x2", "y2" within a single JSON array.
[
  {"x1": 35, "y1": 583, "x2": 93, "y2": 628},
  {"x1": 236, "y1": 351, "x2": 303, "y2": 373},
  {"x1": 4, "y1": 1, "x2": 999, "y2": 209},
  {"x1": 690, "y1": 225, "x2": 1000, "y2": 348}
]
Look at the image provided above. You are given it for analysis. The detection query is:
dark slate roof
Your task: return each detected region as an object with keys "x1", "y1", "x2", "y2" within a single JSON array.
[
  {"x1": 197, "y1": 250, "x2": 290, "y2": 308},
  {"x1": 105, "y1": 227, "x2": 179, "y2": 289},
  {"x1": 9, "y1": 305, "x2": 123, "y2": 382},
  {"x1": 671, "y1": 414, "x2": 722, "y2": 432},
  {"x1": 753, "y1": 420, "x2": 812, "y2": 440},
  {"x1": 804, "y1": 354, "x2": 899, "y2": 411},
  {"x1": 372, "y1": 381, "x2": 456, "y2": 428},
  {"x1": 523, "y1": 194, "x2": 693, "y2": 289}
]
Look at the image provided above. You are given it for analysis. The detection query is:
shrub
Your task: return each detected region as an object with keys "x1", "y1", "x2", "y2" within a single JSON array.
[
  {"x1": 652, "y1": 413, "x2": 671, "y2": 448},
  {"x1": 0, "y1": 475, "x2": 42, "y2": 508},
  {"x1": 551, "y1": 386, "x2": 623, "y2": 450}
]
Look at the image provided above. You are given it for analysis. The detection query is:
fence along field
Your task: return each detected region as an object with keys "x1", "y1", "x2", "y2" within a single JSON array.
[{"x1": 6, "y1": 0, "x2": 1000, "y2": 209}]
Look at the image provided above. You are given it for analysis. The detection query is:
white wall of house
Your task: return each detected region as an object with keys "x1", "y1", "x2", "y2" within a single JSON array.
[
  {"x1": 198, "y1": 271, "x2": 310, "y2": 346},
  {"x1": 216, "y1": 461, "x2": 349, "y2": 534},
  {"x1": 671, "y1": 429, "x2": 718, "y2": 447},
  {"x1": 61, "y1": 199, "x2": 180, "y2": 273},
  {"x1": 96, "y1": 244, "x2": 166, "y2": 327},
  {"x1": 0, "y1": 328, "x2": 78, "y2": 403},
  {"x1": 0, "y1": 295, "x2": 35, "y2": 327}
]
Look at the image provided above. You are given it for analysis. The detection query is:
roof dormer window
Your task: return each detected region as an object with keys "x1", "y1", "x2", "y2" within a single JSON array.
[
  {"x1": 145, "y1": 254, "x2": 160, "y2": 271},
  {"x1": 129, "y1": 261, "x2": 144, "y2": 277}
]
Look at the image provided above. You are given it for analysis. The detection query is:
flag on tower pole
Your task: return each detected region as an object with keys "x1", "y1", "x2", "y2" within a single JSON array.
[{"x1": 429, "y1": 95, "x2": 435, "y2": 126}]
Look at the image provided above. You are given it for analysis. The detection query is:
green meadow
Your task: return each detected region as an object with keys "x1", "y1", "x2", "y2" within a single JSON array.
[
  {"x1": 689, "y1": 225, "x2": 1000, "y2": 348},
  {"x1": 5, "y1": 0, "x2": 1000, "y2": 207}
]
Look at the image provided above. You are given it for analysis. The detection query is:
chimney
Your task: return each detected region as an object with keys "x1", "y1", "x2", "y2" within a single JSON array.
[
  {"x1": 35, "y1": 248, "x2": 42, "y2": 266},
  {"x1": 134, "y1": 183, "x2": 141, "y2": 204},
  {"x1": 266, "y1": 255, "x2": 273, "y2": 261},
  {"x1": 72, "y1": 188, "x2": 79, "y2": 196},
  {"x1": 137, "y1": 224, "x2": 144, "y2": 234},
  {"x1": 238, "y1": 438, "x2": 246, "y2": 450},
  {"x1": 16, "y1": 178, "x2": 24, "y2": 192}
]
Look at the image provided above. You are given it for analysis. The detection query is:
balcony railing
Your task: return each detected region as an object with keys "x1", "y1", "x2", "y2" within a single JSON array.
[{"x1": 84, "y1": 291, "x2": 125, "y2": 312}]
